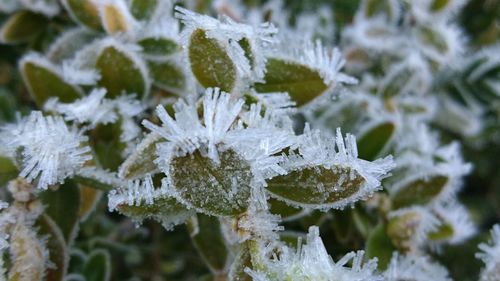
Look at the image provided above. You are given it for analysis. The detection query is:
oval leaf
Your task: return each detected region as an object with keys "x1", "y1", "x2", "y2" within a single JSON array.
[
  {"x1": 187, "y1": 214, "x2": 228, "y2": 273},
  {"x1": 391, "y1": 175, "x2": 448, "y2": 209},
  {"x1": 20, "y1": 55, "x2": 82, "y2": 107},
  {"x1": 357, "y1": 121, "x2": 395, "y2": 161},
  {"x1": 255, "y1": 58, "x2": 328, "y2": 106},
  {"x1": 170, "y1": 150, "x2": 253, "y2": 216},
  {"x1": 96, "y1": 44, "x2": 149, "y2": 99},
  {"x1": 0, "y1": 11, "x2": 48, "y2": 44},
  {"x1": 188, "y1": 29, "x2": 237, "y2": 92},
  {"x1": 78, "y1": 184, "x2": 102, "y2": 222},
  {"x1": 63, "y1": 0, "x2": 102, "y2": 30},
  {"x1": 265, "y1": 166, "x2": 365, "y2": 209}
]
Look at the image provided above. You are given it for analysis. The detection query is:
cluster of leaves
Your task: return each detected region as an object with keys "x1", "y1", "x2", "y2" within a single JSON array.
[{"x1": 0, "y1": 0, "x2": 499, "y2": 280}]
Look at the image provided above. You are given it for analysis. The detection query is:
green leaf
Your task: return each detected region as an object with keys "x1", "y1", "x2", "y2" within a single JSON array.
[
  {"x1": 188, "y1": 29, "x2": 237, "y2": 92},
  {"x1": 366, "y1": 224, "x2": 396, "y2": 270},
  {"x1": 0, "y1": 156, "x2": 18, "y2": 186},
  {"x1": 40, "y1": 180, "x2": 81, "y2": 244},
  {"x1": 116, "y1": 195, "x2": 193, "y2": 229},
  {"x1": 96, "y1": 44, "x2": 149, "y2": 99},
  {"x1": 63, "y1": 0, "x2": 102, "y2": 30},
  {"x1": 148, "y1": 60, "x2": 185, "y2": 94},
  {"x1": 0, "y1": 11, "x2": 48, "y2": 44},
  {"x1": 391, "y1": 175, "x2": 448, "y2": 209},
  {"x1": 138, "y1": 37, "x2": 180, "y2": 58},
  {"x1": 266, "y1": 166, "x2": 365, "y2": 208},
  {"x1": 171, "y1": 150, "x2": 253, "y2": 216},
  {"x1": 187, "y1": 214, "x2": 228, "y2": 273},
  {"x1": 83, "y1": 250, "x2": 111, "y2": 281},
  {"x1": 119, "y1": 133, "x2": 161, "y2": 180},
  {"x1": 20, "y1": 56, "x2": 82, "y2": 107},
  {"x1": 37, "y1": 214, "x2": 68, "y2": 281},
  {"x1": 378, "y1": 68, "x2": 413, "y2": 98},
  {"x1": 357, "y1": 121, "x2": 395, "y2": 161},
  {"x1": 130, "y1": 0, "x2": 158, "y2": 20},
  {"x1": 255, "y1": 58, "x2": 328, "y2": 106}
]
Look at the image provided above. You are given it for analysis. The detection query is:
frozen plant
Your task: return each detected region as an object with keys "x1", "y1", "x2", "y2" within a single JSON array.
[{"x1": 0, "y1": 0, "x2": 498, "y2": 280}]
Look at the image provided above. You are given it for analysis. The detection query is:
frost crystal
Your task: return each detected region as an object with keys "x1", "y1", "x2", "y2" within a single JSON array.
[
  {"x1": 246, "y1": 226, "x2": 381, "y2": 281},
  {"x1": 477, "y1": 224, "x2": 500, "y2": 281},
  {"x1": 384, "y1": 252, "x2": 452, "y2": 281},
  {"x1": 5, "y1": 111, "x2": 92, "y2": 189}
]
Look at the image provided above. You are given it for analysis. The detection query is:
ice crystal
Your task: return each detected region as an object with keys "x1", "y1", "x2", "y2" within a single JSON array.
[
  {"x1": 477, "y1": 224, "x2": 500, "y2": 281},
  {"x1": 5, "y1": 111, "x2": 92, "y2": 189},
  {"x1": 245, "y1": 226, "x2": 381, "y2": 281},
  {"x1": 384, "y1": 252, "x2": 452, "y2": 281}
]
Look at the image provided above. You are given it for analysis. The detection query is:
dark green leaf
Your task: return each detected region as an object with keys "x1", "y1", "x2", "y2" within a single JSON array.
[
  {"x1": 96, "y1": 44, "x2": 149, "y2": 99},
  {"x1": 139, "y1": 37, "x2": 180, "y2": 58},
  {"x1": 188, "y1": 29, "x2": 237, "y2": 92},
  {"x1": 357, "y1": 121, "x2": 395, "y2": 161},
  {"x1": 63, "y1": 0, "x2": 102, "y2": 30},
  {"x1": 148, "y1": 60, "x2": 185, "y2": 94},
  {"x1": 266, "y1": 166, "x2": 365, "y2": 208},
  {"x1": 391, "y1": 175, "x2": 448, "y2": 209},
  {"x1": 0, "y1": 11, "x2": 48, "y2": 44},
  {"x1": 21, "y1": 55, "x2": 82, "y2": 107},
  {"x1": 255, "y1": 58, "x2": 328, "y2": 106}
]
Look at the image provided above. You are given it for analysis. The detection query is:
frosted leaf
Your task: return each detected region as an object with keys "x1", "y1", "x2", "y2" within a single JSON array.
[
  {"x1": 175, "y1": 6, "x2": 277, "y2": 82},
  {"x1": 142, "y1": 88, "x2": 293, "y2": 215},
  {"x1": 266, "y1": 39, "x2": 358, "y2": 87},
  {"x1": 108, "y1": 175, "x2": 193, "y2": 230},
  {"x1": 5, "y1": 111, "x2": 92, "y2": 189},
  {"x1": 138, "y1": 0, "x2": 180, "y2": 42},
  {"x1": 0, "y1": 201, "x2": 9, "y2": 251},
  {"x1": 245, "y1": 226, "x2": 381, "y2": 281},
  {"x1": 476, "y1": 224, "x2": 500, "y2": 281},
  {"x1": 429, "y1": 199, "x2": 476, "y2": 245},
  {"x1": 76, "y1": 166, "x2": 126, "y2": 190},
  {"x1": 266, "y1": 126, "x2": 395, "y2": 210},
  {"x1": 384, "y1": 252, "x2": 452, "y2": 281},
  {"x1": 410, "y1": 0, "x2": 467, "y2": 22}
]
